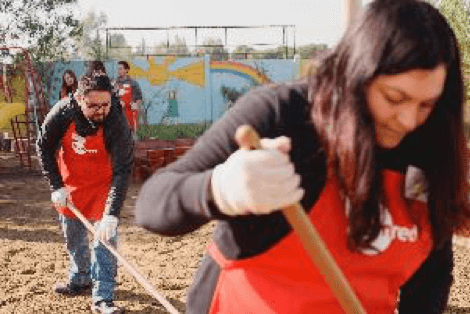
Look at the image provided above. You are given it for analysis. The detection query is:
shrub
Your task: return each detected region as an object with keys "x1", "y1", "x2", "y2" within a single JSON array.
[{"x1": 136, "y1": 122, "x2": 212, "y2": 140}]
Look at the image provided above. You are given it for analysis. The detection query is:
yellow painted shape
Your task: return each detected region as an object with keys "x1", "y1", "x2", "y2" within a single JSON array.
[
  {"x1": 0, "y1": 102, "x2": 25, "y2": 129},
  {"x1": 128, "y1": 60, "x2": 169, "y2": 85},
  {"x1": 163, "y1": 56, "x2": 176, "y2": 67},
  {"x1": 127, "y1": 58, "x2": 205, "y2": 87},
  {"x1": 171, "y1": 61, "x2": 205, "y2": 87}
]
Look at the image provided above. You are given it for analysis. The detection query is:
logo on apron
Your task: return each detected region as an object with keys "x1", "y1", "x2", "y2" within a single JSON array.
[
  {"x1": 72, "y1": 133, "x2": 98, "y2": 155},
  {"x1": 344, "y1": 166, "x2": 427, "y2": 256},
  {"x1": 345, "y1": 199, "x2": 418, "y2": 255}
]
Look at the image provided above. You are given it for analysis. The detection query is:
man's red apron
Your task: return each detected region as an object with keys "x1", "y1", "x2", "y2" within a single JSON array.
[
  {"x1": 119, "y1": 83, "x2": 136, "y2": 131},
  {"x1": 207, "y1": 170, "x2": 433, "y2": 313},
  {"x1": 56, "y1": 123, "x2": 113, "y2": 221}
]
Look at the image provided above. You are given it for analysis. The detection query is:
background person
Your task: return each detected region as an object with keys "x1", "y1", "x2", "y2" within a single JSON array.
[
  {"x1": 86, "y1": 61, "x2": 107, "y2": 77},
  {"x1": 59, "y1": 69, "x2": 78, "y2": 100},
  {"x1": 115, "y1": 60, "x2": 142, "y2": 135},
  {"x1": 135, "y1": 0, "x2": 470, "y2": 313}
]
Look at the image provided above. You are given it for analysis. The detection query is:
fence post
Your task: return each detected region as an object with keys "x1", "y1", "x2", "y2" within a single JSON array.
[
  {"x1": 342, "y1": 0, "x2": 362, "y2": 32},
  {"x1": 204, "y1": 54, "x2": 212, "y2": 125}
]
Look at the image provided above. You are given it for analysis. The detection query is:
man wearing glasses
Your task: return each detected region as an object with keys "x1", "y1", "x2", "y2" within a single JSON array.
[{"x1": 37, "y1": 73, "x2": 134, "y2": 314}]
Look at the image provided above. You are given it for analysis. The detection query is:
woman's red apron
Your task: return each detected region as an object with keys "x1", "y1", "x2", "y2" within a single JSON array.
[
  {"x1": 119, "y1": 84, "x2": 136, "y2": 131},
  {"x1": 56, "y1": 123, "x2": 113, "y2": 221},
  {"x1": 207, "y1": 170, "x2": 433, "y2": 313}
]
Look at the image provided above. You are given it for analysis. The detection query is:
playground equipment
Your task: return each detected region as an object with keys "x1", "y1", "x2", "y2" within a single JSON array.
[
  {"x1": 0, "y1": 102, "x2": 25, "y2": 129},
  {"x1": 0, "y1": 47, "x2": 49, "y2": 168}
]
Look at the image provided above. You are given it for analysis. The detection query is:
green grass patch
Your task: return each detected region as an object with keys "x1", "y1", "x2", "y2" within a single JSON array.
[{"x1": 136, "y1": 122, "x2": 212, "y2": 140}]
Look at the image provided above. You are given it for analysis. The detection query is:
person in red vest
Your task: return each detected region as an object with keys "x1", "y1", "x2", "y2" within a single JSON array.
[
  {"x1": 115, "y1": 60, "x2": 142, "y2": 135},
  {"x1": 135, "y1": 0, "x2": 470, "y2": 313},
  {"x1": 37, "y1": 73, "x2": 133, "y2": 314}
]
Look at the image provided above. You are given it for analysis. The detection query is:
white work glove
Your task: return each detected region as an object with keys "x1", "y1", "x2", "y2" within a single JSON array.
[
  {"x1": 97, "y1": 215, "x2": 119, "y2": 242},
  {"x1": 51, "y1": 187, "x2": 68, "y2": 207},
  {"x1": 118, "y1": 87, "x2": 125, "y2": 97},
  {"x1": 211, "y1": 136, "x2": 304, "y2": 216}
]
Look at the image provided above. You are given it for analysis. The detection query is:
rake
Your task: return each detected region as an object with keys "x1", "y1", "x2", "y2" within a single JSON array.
[{"x1": 63, "y1": 202, "x2": 180, "y2": 314}]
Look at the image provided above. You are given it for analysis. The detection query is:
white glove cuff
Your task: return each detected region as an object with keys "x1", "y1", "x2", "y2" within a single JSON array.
[
  {"x1": 211, "y1": 165, "x2": 238, "y2": 216},
  {"x1": 51, "y1": 187, "x2": 68, "y2": 205},
  {"x1": 101, "y1": 215, "x2": 119, "y2": 226}
]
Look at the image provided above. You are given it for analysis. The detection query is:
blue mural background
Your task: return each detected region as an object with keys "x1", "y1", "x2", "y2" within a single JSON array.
[{"x1": 49, "y1": 57, "x2": 300, "y2": 125}]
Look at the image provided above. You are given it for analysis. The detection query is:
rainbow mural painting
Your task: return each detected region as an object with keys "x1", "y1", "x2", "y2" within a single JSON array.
[
  {"x1": 49, "y1": 57, "x2": 298, "y2": 124},
  {"x1": 210, "y1": 61, "x2": 272, "y2": 85},
  {"x1": 126, "y1": 58, "x2": 271, "y2": 87}
]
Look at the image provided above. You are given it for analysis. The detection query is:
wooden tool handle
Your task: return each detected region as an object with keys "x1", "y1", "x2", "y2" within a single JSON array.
[
  {"x1": 235, "y1": 125, "x2": 367, "y2": 314},
  {"x1": 64, "y1": 203, "x2": 180, "y2": 314}
]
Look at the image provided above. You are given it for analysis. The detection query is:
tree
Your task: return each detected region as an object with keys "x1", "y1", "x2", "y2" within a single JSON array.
[
  {"x1": 141, "y1": 86, "x2": 168, "y2": 126},
  {"x1": 232, "y1": 45, "x2": 255, "y2": 59},
  {"x1": 252, "y1": 45, "x2": 299, "y2": 59},
  {"x1": 107, "y1": 33, "x2": 132, "y2": 60},
  {"x1": 220, "y1": 85, "x2": 249, "y2": 111},
  {"x1": 153, "y1": 35, "x2": 189, "y2": 56},
  {"x1": 297, "y1": 43, "x2": 329, "y2": 59},
  {"x1": 220, "y1": 61, "x2": 269, "y2": 112},
  {"x1": 0, "y1": 0, "x2": 82, "y2": 102},
  {"x1": 436, "y1": 0, "x2": 470, "y2": 100},
  {"x1": 171, "y1": 35, "x2": 189, "y2": 55},
  {"x1": 0, "y1": 0, "x2": 82, "y2": 59},
  {"x1": 201, "y1": 38, "x2": 228, "y2": 61},
  {"x1": 220, "y1": 85, "x2": 246, "y2": 103},
  {"x1": 78, "y1": 10, "x2": 108, "y2": 60}
]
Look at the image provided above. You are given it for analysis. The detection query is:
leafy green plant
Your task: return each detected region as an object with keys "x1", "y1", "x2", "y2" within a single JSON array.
[
  {"x1": 136, "y1": 122, "x2": 212, "y2": 140},
  {"x1": 438, "y1": 0, "x2": 470, "y2": 100},
  {"x1": 1, "y1": 0, "x2": 82, "y2": 104}
]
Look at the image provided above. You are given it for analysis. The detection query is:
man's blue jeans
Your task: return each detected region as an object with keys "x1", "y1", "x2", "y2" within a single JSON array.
[{"x1": 58, "y1": 214, "x2": 118, "y2": 302}]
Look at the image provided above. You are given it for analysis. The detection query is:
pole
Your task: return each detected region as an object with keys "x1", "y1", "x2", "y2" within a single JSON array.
[
  {"x1": 343, "y1": 0, "x2": 361, "y2": 32},
  {"x1": 65, "y1": 203, "x2": 180, "y2": 314},
  {"x1": 293, "y1": 27, "x2": 296, "y2": 57},
  {"x1": 195, "y1": 28, "x2": 198, "y2": 56},
  {"x1": 235, "y1": 125, "x2": 367, "y2": 314},
  {"x1": 105, "y1": 28, "x2": 109, "y2": 60}
]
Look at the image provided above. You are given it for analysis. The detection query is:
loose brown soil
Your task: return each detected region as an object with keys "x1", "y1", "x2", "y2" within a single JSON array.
[
  {"x1": 0, "y1": 152, "x2": 214, "y2": 313},
  {"x1": 0, "y1": 151, "x2": 469, "y2": 313}
]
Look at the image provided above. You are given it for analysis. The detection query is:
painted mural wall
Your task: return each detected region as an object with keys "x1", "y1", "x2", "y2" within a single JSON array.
[{"x1": 49, "y1": 56, "x2": 301, "y2": 125}]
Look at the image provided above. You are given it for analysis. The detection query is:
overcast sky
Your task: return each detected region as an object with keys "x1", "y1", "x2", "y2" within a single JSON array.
[{"x1": 77, "y1": 0, "x2": 376, "y2": 50}]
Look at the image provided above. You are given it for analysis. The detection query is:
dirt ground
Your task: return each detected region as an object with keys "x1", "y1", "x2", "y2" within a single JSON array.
[{"x1": 0, "y1": 151, "x2": 469, "y2": 314}]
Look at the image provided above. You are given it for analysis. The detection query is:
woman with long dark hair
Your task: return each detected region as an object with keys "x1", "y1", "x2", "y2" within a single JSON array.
[
  {"x1": 59, "y1": 69, "x2": 78, "y2": 100},
  {"x1": 135, "y1": 0, "x2": 470, "y2": 313}
]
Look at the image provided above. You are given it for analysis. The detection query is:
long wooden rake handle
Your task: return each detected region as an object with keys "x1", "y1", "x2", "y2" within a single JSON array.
[
  {"x1": 235, "y1": 125, "x2": 367, "y2": 314},
  {"x1": 65, "y1": 203, "x2": 180, "y2": 314}
]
